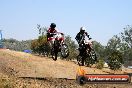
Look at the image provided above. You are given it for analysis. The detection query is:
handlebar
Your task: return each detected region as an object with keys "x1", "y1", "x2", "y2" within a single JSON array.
[
  {"x1": 48, "y1": 32, "x2": 64, "y2": 35},
  {"x1": 79, "y1": 35, "x2": 92, "y2": 44}
]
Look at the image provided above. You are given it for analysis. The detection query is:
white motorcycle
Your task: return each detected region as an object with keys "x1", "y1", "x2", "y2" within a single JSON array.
[{"x1": 77, "y1": 34, "x2": 97, "y2": 66}]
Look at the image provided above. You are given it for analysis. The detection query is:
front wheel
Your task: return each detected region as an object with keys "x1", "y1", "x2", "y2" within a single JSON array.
[
  {"x1": 77, "y1": 55, "x2": 84, "y2": 66},
  {"x1": 51, "y1": 40, "x2": 59, "y2": 61},
  {"x1": 89, "y1": 49, "x2": 97, "y2": 64},
  {"x1": 61, "y1": 44, "x2": 69, "y2": 58},
  {"x1": 85, "y1": 49, "x2": 97, "y2": 66},
  {"x1": 51, "y1": 47, "x2": 58, "y2": 61}
]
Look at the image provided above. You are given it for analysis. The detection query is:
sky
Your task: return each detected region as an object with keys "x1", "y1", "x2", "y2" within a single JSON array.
[{"x1": 0, "y1": 0, "x2": 132, "y2": 45}]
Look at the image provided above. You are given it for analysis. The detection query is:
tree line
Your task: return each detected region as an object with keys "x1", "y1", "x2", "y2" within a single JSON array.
[{"x1": 3, "y1": 38, "x2": 31, "y2": 51}]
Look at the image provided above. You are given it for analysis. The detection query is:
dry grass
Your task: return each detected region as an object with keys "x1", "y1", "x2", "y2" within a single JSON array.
[{"x1": 0, "y1": 73, "x2": 14, "y2": 88}]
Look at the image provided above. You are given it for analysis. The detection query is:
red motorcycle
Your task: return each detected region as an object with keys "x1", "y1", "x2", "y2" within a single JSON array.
[{"x1": 48, "y1": 32, "x2": 69, "y2": 61}]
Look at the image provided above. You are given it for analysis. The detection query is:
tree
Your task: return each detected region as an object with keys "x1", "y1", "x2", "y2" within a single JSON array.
[
  {"x1": 31, "y1": 25, "x2": 50, "y2": 56},
  {"x1": 106, "y1": 35, "x2": 128, "y2": 57},
  {"x1": 92, "y1": 41, "x2": 105, "y2": 58},
  {"x1": 105, "y1": 25, "x2": 132, "y2": 67},
  {"x1": 106, "y1": 35, "x2": 121, "y2": 51},
  {"x1": 120, "y1": 25, "x2": 132, "y2": 65},
  {"x1": 31, "y1": 39, "x2": 39, "y2": 53},
  {"x1": 3, "y1": 38, "x2": 31, "y2": 51},
  {"x1": 107, "y1": 50, "x2": 123, "y2": 70},
  {"x1": 37, "y1": 24, "x2": 48, "y2": 36},
  {"x1": 105, "y1": 35, "x2": 125, "y2": 70},
  {"x1": 31, "y1": 35, "x2": 50, "y2": 56},
  {"x1": 121, "y1": 25, "x2": 132, "y2": 48}
]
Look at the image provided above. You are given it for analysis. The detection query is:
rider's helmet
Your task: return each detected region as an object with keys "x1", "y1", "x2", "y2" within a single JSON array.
[
  {"x1": 50, "y1": 23, "x2": 56, "y2": 28},
  {"x1": 80, "y1": 27, "x2": 86, "y2": 34}
]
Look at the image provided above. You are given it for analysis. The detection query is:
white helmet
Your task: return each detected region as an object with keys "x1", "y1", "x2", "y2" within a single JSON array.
[{"x1": 80, "y1": 27, "x2": 86, "y2": 32}]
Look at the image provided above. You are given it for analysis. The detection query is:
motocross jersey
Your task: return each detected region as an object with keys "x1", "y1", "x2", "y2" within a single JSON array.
[
  {"x1": 47, "y1": 28, "x2": 57, "y2": 35},
  {"x1": 47, "y1": 28, "x2": 58, "y2": 41},
  {"x1": 75, "y1": 32, "x2": 89, "y2": 44}
]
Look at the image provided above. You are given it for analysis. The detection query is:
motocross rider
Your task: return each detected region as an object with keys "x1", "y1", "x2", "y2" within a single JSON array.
[
  {"x1": 47, "y1": 23, "x2": 64, "y2": 51},
  {"x1": 75, "y1": 27, "x2": 91, "y2": 55},
  {"x1": 47, "y1": 23, "x2": 58, "y2": 48}
]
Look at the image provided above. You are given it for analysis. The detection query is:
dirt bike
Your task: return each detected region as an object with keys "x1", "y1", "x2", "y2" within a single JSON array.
[
  {"x1": 77, "y1": 34, "x2": 97, "y2": 66},
  {"x1": 49, "y1": 32, "x2": 69, "y2": 61}
]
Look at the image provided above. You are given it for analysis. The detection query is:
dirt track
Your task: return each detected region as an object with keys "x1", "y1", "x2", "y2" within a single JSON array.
[{"x1": 0, "y1": 49, "x2": 132, "y2": 88}]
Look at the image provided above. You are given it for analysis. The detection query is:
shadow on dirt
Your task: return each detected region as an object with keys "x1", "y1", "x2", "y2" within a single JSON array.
[{"x1": 19, "y1": 77, "x2": 75, "y2": 81}]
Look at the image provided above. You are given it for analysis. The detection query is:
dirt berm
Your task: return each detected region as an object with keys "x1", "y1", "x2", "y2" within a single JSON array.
[{"x1": 0, "y1": 49, "x2": 132, "y2": 88}]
